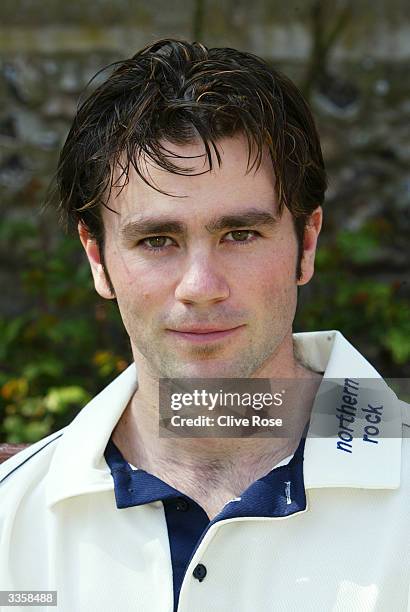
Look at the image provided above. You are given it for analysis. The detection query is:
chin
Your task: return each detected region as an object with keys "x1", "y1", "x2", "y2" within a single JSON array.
[{"x1": 171, "y1": 360, "x2": 245, "y2": 379}]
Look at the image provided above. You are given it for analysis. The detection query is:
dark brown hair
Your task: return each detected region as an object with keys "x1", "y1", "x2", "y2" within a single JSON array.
[{"x1": 53, "y1": 38, "x2": 327, "y2": 293}]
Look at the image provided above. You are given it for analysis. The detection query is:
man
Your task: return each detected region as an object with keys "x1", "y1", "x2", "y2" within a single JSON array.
[{"x1": 0, "y1": 39, "x2": 409, "y2": 612}]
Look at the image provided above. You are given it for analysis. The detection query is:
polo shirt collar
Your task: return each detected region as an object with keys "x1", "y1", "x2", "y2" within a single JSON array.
[
  {"x1": 300, "y1": 331, "x2": 402, "y2": 489},
  {"x1": 104, "y1": 433, "x2": 307, "y2": 519},
  {"x1": 46, "y1": 330, "x2": 402, "y2": 508},
  {"x1": 46, "y1": 361, "x2": 138, "y2": 508}
]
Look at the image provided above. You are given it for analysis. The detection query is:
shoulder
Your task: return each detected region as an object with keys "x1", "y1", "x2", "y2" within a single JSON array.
[
  {"x1": 0, "y1": 428, "x2": 65, "y2": 491},
  {"x1": 0, "y1": 428, "x2": 67, "y2": 561}
]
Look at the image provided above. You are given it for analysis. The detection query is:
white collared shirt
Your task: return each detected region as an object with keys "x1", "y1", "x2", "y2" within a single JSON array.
[{"x1": 1, "y1": 330, "x2": 409, "y2": 611}]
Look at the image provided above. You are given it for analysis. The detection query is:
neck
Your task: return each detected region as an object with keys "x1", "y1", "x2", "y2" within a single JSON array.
[{"x1": 111, "y1": 344, "x2": 323, "y2": 507}]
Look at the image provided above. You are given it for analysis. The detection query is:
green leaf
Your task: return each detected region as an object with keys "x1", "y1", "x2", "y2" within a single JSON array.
[
  {"x1": 336, "y1": 229, "x2": 380, "y2": 264},
  {"x1": 45, "y1": 386, "x2": 91, "y2": 414},
  {"x1": 383, "y1": 328, "x2": 410, "y2": 365},
  {"x1": 23, "y1": 360, "x2": 64, "y2": 382},
  {"x1": 24, "y1": 419, "x2": 53, "y2": 443}
]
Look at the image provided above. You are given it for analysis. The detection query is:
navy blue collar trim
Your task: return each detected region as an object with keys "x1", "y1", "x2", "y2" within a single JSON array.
[
  {"x1": 104, "y1": 438, "x2": 184, "y2": 508},
  {"x1": 104, "y1": 430, "x2": 307, "y2": 517}
]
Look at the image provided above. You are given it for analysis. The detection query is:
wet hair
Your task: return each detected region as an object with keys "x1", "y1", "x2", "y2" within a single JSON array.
[{"x1": 53, "y1": 38, "x2": 327, "y2": 295}]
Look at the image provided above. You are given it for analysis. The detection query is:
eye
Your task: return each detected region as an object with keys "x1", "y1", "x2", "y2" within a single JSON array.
[
  {"x1": 223, "y1": 230, "x2": 260, "y2": 244},
  {"x1": 137, "y1": 230, "x2": 261, "y2": 254},
  {"x1": 139, "y1": 236, "x2": 175, "y2": 252}
]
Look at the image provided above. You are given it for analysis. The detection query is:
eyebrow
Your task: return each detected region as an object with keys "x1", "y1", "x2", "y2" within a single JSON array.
[{"x1": 120, "y1": 208, "x2": 279, "y2": 241}]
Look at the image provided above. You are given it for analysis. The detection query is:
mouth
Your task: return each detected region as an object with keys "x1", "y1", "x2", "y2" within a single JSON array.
[{"x1": 167, "y1": 325, "x2": 245, "y2": 343}]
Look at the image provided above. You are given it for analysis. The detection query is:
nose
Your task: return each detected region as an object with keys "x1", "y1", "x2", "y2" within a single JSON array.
[{"x1": 174, "y1": 253, "x2": 230, "y2": 305}]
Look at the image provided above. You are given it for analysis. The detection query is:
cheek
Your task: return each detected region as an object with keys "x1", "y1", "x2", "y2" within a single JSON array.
[
  {"x1": 245, "y1": 247, "x2": 297, "y2": 291},
  {"x1": 115, "y1": 272, "x2": 170, "y2": 318},
  {"x1": 106, "y1": 247, "x2": 164, "y2": 298}
]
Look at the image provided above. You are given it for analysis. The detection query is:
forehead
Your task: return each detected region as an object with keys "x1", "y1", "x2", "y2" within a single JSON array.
[{"x1": 103, "y1": 134, "x2": 278, "y2": 227}]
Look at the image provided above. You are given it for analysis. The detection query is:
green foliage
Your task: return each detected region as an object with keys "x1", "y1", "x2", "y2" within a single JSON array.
[
  {"x1": 0, "y1": 217, "x2": 131, "y2": 443},
  {"x1": 296, "y1": 221, "x2": 410, "y2": 368}
]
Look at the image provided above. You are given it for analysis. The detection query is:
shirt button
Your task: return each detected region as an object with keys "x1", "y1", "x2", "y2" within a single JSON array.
[
  {"x1": 175, "y1": 497, "x2": 189, "y2": 511},
  {"x1": 193, "y1": 563, "x2": 207, "y2": 582}
]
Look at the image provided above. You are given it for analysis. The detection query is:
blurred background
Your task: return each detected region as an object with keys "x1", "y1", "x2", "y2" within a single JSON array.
[{"x1": 0, "y1": 0, "x2": 409, "y2": 443}]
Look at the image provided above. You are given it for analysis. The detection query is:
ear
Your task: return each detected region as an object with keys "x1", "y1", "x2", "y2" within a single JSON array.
[
  {"x1": 296, "y1": 206, "x2": 323, "y2": 286},
  {"x1": 78, "y1": 221, "x2": 115, "y2": 299}
]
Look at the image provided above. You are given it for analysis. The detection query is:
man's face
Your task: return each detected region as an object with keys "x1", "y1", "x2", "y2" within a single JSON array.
[{"x1": 80, "y1": 134, "x2": 322, "y2": 379}]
